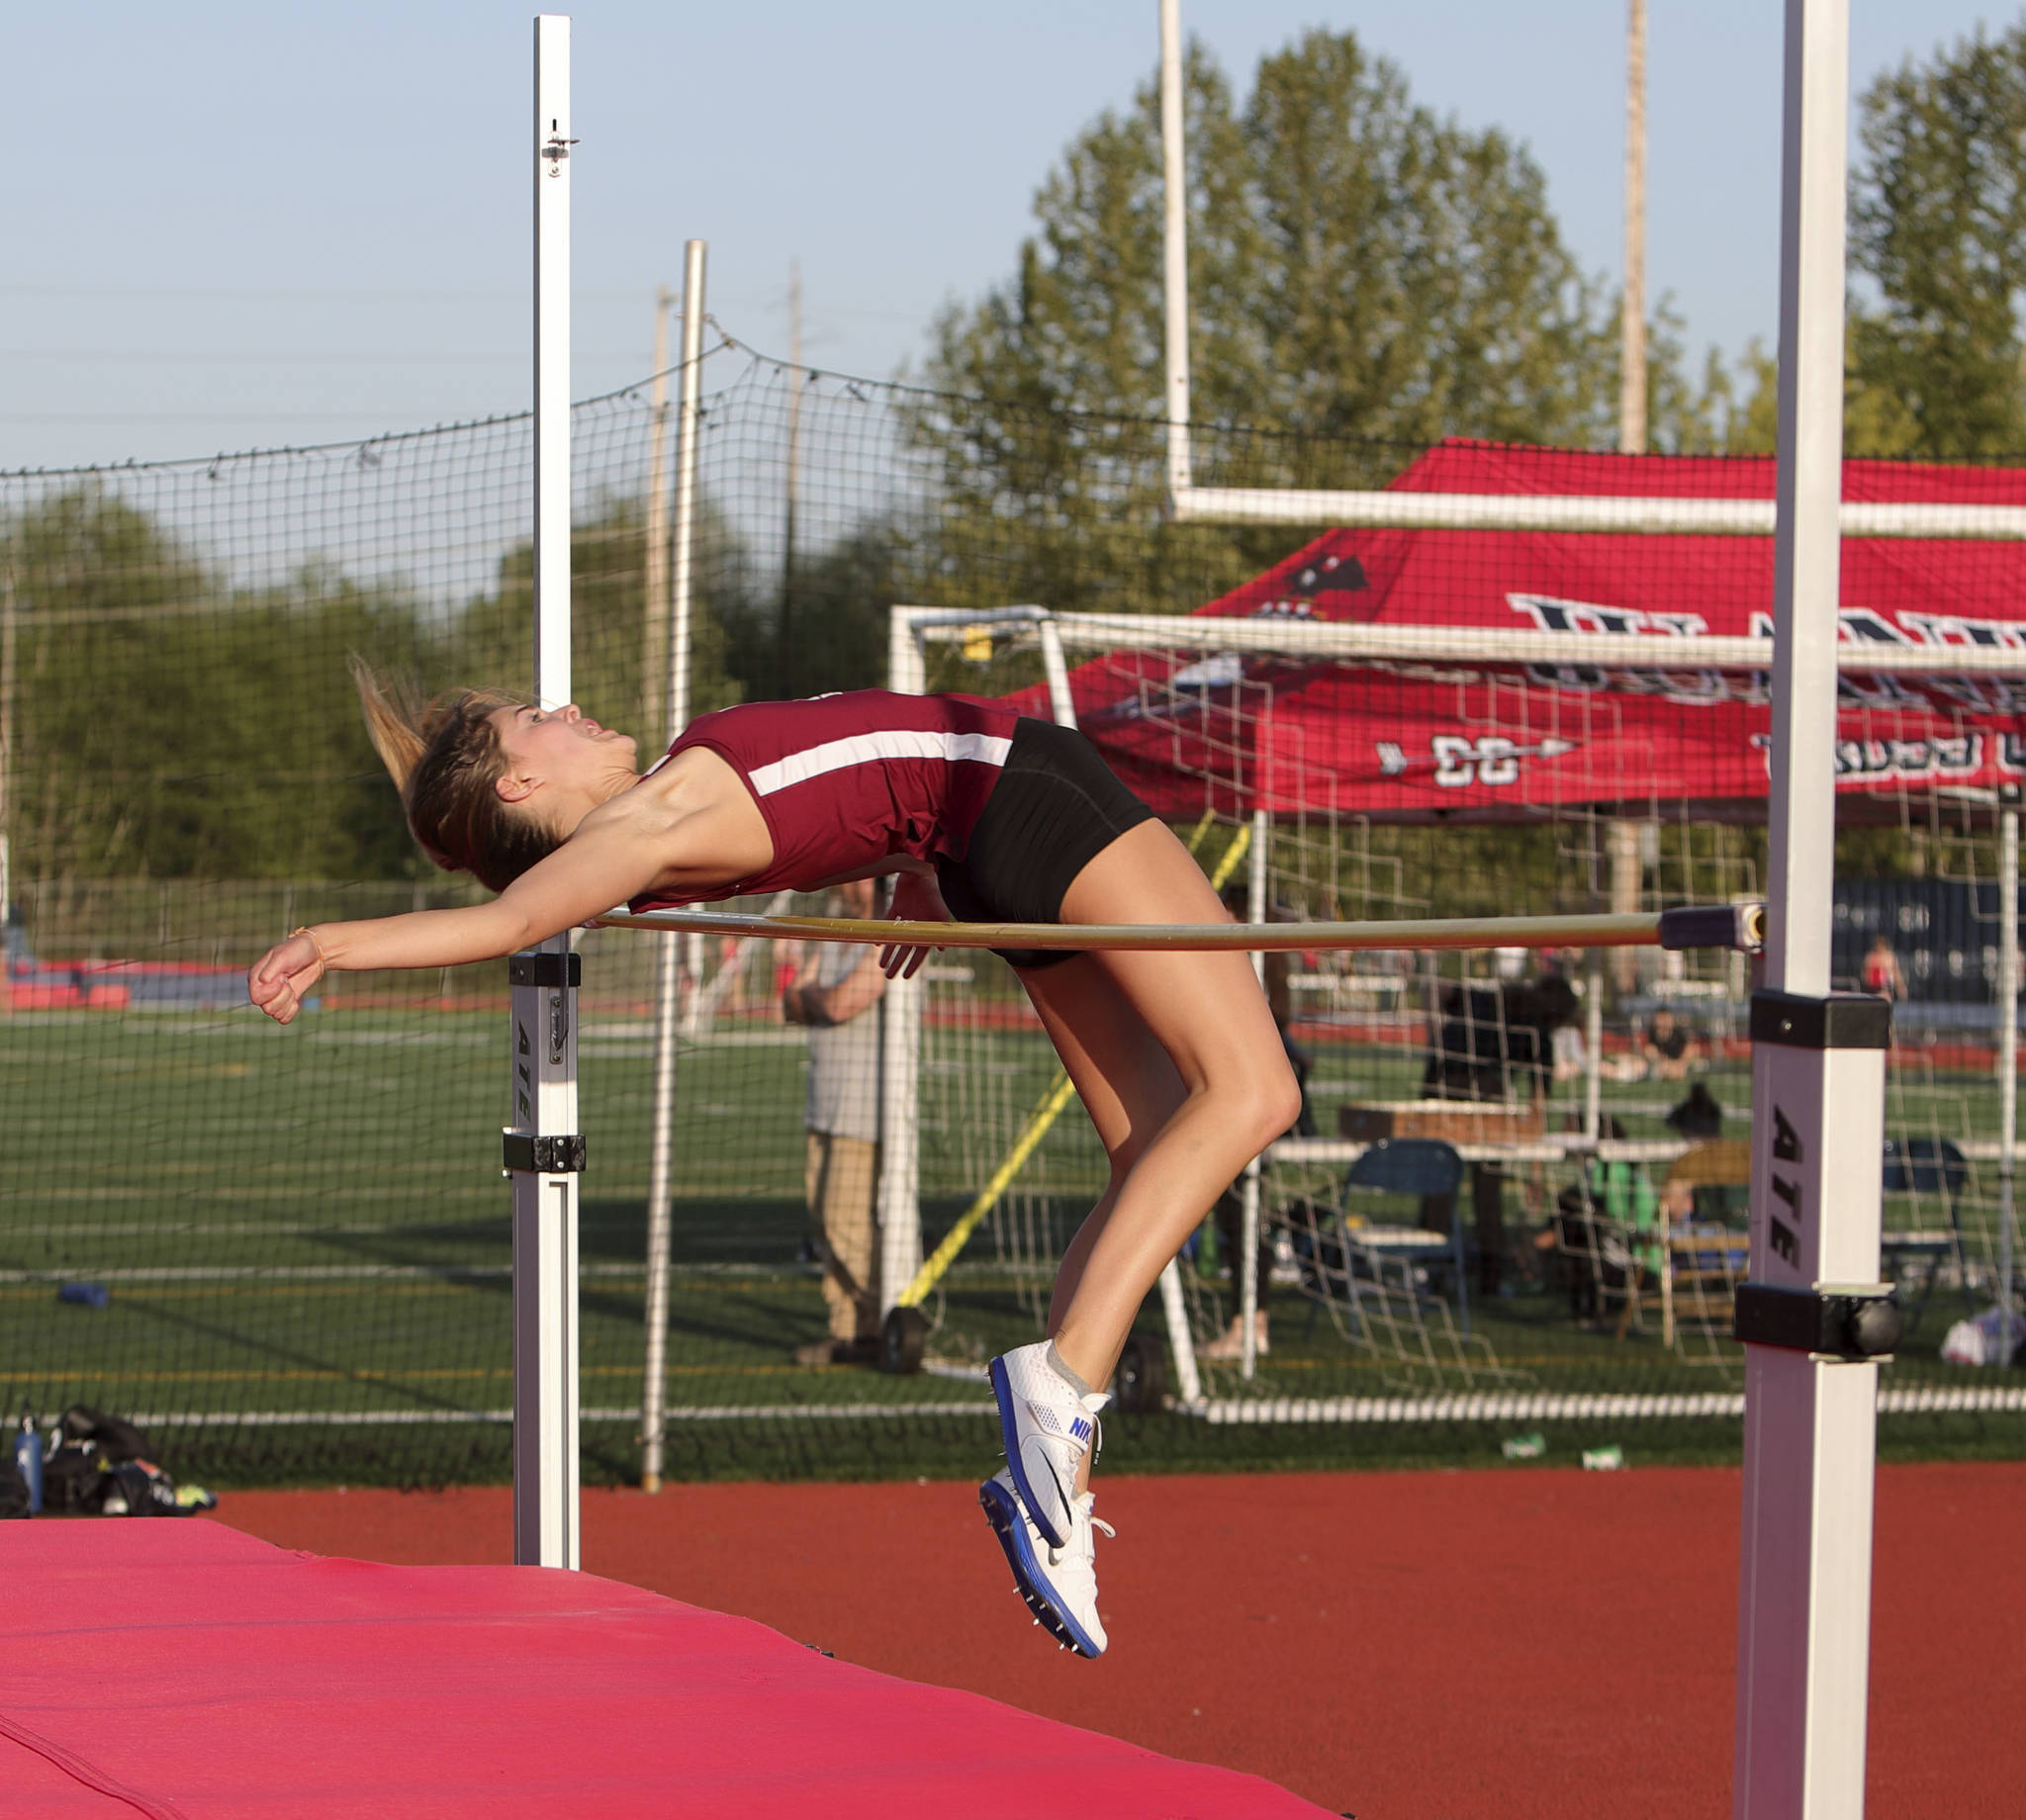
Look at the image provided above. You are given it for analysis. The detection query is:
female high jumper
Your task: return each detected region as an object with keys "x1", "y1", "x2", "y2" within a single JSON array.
[{"x1": 248, "y1": 675, "x2": 1298, "y2": 1658}]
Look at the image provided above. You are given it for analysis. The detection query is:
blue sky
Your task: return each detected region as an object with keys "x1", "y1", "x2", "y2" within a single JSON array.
[{"x1": 8, "y1": 2, "x2": 2013, "y2": 471}]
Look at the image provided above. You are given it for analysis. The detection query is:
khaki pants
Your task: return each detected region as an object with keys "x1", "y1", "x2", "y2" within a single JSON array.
[{"x1": 805, "y1": 1132, "x2": 879, "y2": 1343}]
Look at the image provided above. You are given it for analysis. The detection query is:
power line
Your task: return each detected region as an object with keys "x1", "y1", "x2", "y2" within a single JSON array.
[{"x1": 0, "y1": 349, "x2": 642, "y2": 365}]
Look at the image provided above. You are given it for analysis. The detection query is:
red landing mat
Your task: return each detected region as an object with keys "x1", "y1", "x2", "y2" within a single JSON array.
[{"x1": 1, "y1": 1520, "x2": 1328, "y2": 1820}]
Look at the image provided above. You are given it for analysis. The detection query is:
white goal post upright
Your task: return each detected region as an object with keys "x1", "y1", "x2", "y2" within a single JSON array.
[
  {"x1": 1159, "y1": 0, "x2": 1191, "y2": 503},
  {"x1": 508, "y1": 12, "x2": 583, "y2": 1573},
  {"x1": 876, "y1": 613, "x2": 931, "y2": 1324},
  {"x1": 1029, "y1": 611, "x2": 1205, "y2": 1406}
]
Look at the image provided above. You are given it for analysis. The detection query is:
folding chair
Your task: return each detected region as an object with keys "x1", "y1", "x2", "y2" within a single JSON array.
[
  {"x1": 1269, "y1": 1138, "x2": 1515, "y2": 1388},
  {"x1": 1659, "y1": 1139, "x2": 1752, "y2": 1354},
  {"x1": 1277, "y1": 1139, "x2": 1468, "y2": 1326}
]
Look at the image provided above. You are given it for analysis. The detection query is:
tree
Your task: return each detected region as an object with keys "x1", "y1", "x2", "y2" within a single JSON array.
[
  {"x1": 2, "y1": 489, "x2": 428, "y2": 880},
  {"x1": 721, "y1": 521, "x2": 901, "y2": 704},
  {"x1": 441, "y1": 492, "x2": 743, "y2": 763},
  {"x1": 1849, "y1": 24, "x2": 2026, "y2": 457},
  {"x1": 908, "y1": 29, "x2": 1684, "y2": 615}
]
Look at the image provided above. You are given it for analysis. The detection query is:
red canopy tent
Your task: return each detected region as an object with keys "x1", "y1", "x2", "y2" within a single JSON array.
[{"x1": 1018, "y1": 442, "x2": 2026, "y2": 823}]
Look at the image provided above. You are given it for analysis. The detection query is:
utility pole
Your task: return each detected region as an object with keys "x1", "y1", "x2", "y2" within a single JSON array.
[
  {"x1": 1620, "y1": 0, "x2": 1648, "y2": 456},
  {"x1": 1611, "y1": 0, "x2": 1650, "y2": 993},
  {"x1": 642, "y1": 286, "x2": 675, "y2": 744},
  {"x1": 782, "y1": 259, "x2": 802, "y2": 693}
]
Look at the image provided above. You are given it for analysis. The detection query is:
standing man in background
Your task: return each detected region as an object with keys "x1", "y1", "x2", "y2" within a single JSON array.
[{"x1": 782, "y1": 877, "x2": 889, "y2": 1366}]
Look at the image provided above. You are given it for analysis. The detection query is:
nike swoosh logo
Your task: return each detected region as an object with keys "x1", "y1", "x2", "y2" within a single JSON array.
[{"x1": 1027, "y1": 1440, "x2": 1069, "y2": 1518}]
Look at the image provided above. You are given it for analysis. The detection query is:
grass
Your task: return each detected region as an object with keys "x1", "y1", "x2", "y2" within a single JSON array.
[{"x1": 1, "y1": 996, "x2": 2020, "y2": 1489}]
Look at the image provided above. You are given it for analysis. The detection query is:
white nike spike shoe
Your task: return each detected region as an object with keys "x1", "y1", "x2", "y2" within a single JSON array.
[
  {"x1": 989, "y1": 1339, "x2": 1108, "y2": 1548},
  {"x1": 978, "y1": 1469, "x2": 1113, "y2": 1659}
]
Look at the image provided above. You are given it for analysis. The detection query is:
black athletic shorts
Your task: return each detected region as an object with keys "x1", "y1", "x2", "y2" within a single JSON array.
[{"x1": 936, "y1": 717, "x2": 1155, "y2": 970}]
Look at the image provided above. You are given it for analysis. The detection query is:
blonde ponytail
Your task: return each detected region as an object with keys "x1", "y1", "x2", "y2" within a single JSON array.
[
  {"x1": 346, "y1": 655, "x2": 560, "y2": 891},
  {"x1": 348, "y1": 654, "x2": 429, "y2": 795}
]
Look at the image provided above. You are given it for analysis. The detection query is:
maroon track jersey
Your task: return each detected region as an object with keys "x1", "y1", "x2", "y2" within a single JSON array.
[{"x1": 629, "y1": 689, "x2": 1020, "y2": 907}]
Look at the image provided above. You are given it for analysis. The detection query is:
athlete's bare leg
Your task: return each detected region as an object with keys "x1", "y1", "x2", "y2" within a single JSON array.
[{"x1": 1018, "y1": 820, "x2": 1299, "y2": 1460}]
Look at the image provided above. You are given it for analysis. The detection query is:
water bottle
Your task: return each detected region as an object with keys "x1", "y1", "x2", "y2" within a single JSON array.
[{"x1": 14, "y1": 1409, "x2": 42, "y2": 1515}]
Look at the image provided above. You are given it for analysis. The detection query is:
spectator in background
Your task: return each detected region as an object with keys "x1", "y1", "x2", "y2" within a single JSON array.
[
  {"x1": 1422, "y1": 973, "x2": 1581, "y2": 1104},
  {"x1": 1863, "y1": 933, "x2": 1905, "y2": 1000},
  {"x1": 1551, "y1": 1010, "x2": 1589, "y2": 1085},
  {"x1": 1640, "y1": 1006, "x2": 1693, "y2": 1081},
  {"x1": 1554, "y1": 1117, "x2": 1662, "y2": 1325},
  {"x1": 1666, "y1": 1079, "x2": 1723, "y2": 1139},
  {"x1": 782, "y1": 878, "x2": 888, "y2": 1367},
  {"x1": 715, "y1": 935, "x2": 749, "y2": 1015}
]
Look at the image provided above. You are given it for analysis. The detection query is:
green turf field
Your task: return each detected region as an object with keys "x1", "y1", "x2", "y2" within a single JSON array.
[{"x1": 3, "y1": 993, "x2": 2020, "y2": 1488}]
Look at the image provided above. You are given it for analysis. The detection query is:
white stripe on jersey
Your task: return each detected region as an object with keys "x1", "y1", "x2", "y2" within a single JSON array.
[{"x1": 747, "y1": 728, "x2": 1012, "y2": 797}]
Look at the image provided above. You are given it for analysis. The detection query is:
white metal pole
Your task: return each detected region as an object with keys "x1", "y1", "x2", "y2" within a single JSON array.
[
  {"x1": 1734, "y1": 7, "x2": 1883, "y2": 1818},
  {"x1": 1238, "y1": 808, "x2": 1269, "y2": 1379},
  {"x1": 1583, "y1": 950, "x2": 1604, "y2": 1142},
  {"x1": 673, "y1": 241, "x2": 708, "y2": 1007},
  {"x1": 511, "y1": 12, "x2": 581, "y2": 1572},
  {"x1": 637, "y1": 240, "x2": 706, "y2": 1495},
  {"x1": 642, "y1": 288, "x2": 673, "y2": 744},
  {"x1": 1158, "y1": 0, "x2": 1192, "y2": 505},
  {"x1": 877, "y1": 610, "x2": 928, "y2": 1315},
  {"x1": 532, "y1": 20, "x2": 573, "y2": 715},
  {"x1": 1997, "y1": 804, "x2": 2019, "y2": 1366},
  {"x1": 1619, "y1": 0, "x2": 1648, "y2": 458}
]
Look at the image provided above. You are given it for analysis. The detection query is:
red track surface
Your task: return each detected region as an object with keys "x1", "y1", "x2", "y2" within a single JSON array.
[{"x1": 213, "y1": 1462, "x2": 2024, "y2": 1819}]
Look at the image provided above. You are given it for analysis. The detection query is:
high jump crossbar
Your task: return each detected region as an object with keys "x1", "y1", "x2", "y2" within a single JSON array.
[{"x1": 596, "y1": 902, "x2": 1762, "y2": 956}]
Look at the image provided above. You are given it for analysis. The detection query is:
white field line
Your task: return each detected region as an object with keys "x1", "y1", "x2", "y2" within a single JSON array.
[
  {"x1": 130, "y1": 1403, "x2": 997, "y2": 1427},
  {"x1": 1179, "y1": 1384, "x2": 2026, "y2": 1423},
  {"x1": 1, "y1": 1262, "x2": 641, "y2": 1284},
  {"x1": 119, "y1": 1385, "x2": 2025, "y2": 1428}
]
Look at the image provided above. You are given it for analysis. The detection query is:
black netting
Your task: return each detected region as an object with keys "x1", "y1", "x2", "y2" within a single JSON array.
[{"x1": 2, "y1": 339, "x2": 2020, "y2": 1490}]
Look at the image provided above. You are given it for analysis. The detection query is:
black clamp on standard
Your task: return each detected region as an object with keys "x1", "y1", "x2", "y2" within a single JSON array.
[
  {"x1": 502, "y1": 1131, "x2": 588, "y2": 1175},
  {"x1": 508, "y1": 951, "x2": 582, "y2": 989},
  {"x1": 1749, "y1": 989, "x2": 1891, "y2": 1049},
  {"x1": 1733, "y1": 1282, "x2": 1902, "y2": 1360},
  {"x1": 1658, "y1": 902, "x2": 1765, "y2": 954}
]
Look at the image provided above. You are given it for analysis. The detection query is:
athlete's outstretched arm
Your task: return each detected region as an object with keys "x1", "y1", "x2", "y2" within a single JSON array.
[{"x1": 247, "y1": 798, "x2": 683, "y2": 1024}]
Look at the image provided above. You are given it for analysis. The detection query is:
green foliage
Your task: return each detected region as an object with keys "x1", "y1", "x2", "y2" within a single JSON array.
[
  {"x1": 722, "y1": 519, "x2": 900, "y2": 704},
  {"x1": 929, "y1": 31, "x2": 1620, "y2": 447},
  {"x1": 3, "y1": 489, "x2": 426, "y2": 879},
  {"x1": 906, "y1": 28, "x2": 1721, "y2": 615},
  {"x1": 1850, "y1": 23, "x2": 2026, "y2": 457},
  {"x1": 0, "y1": 484, "x2": 746, "y2": 884},
  {"x1": 443, "y1": 492, "x2": 741, "y2": 749}
]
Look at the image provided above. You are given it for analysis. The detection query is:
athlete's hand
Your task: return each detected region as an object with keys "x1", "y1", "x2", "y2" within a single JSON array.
[
  {"x1": 879, "y1": 870, "x2": 951, "y2": 980},
  {"x1": 248, "y1": 931, "x2": 326, "y2": 1025}
]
